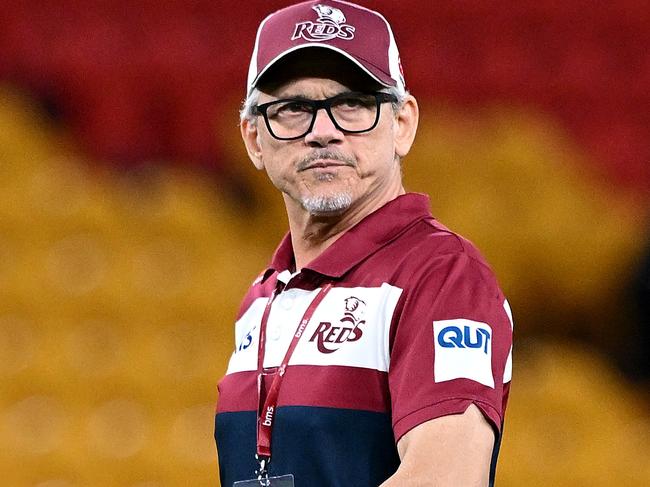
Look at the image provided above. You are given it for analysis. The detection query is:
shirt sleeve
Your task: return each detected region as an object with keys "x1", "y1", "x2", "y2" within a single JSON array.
[{"x1": 388, "y1": 251, "x2": 513, "y2": 442}]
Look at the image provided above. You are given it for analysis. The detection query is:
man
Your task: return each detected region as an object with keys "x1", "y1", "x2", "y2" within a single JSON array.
[{"x1": 215, "y1": 1, "x2": 513, "y2": 486}]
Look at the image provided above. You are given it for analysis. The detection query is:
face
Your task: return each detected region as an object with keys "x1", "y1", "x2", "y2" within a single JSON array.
[{"x1": 241, "y1": 56, "x2": 418, "y2": 218}]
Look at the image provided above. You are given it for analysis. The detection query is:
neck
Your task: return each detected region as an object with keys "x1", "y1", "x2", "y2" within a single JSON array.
[{"x1": 285, "y1": 184, "x2": 405, "y2": 271}]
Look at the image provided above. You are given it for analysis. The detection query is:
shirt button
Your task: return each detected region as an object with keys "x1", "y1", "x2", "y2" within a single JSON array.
[{"x1": 268, "y1": 325, "x2": 281, "y2": 341}]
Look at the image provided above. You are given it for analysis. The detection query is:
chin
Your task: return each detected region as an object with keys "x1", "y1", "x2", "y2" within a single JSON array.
[{"x1": 301, "y1": 193, "x2": 353, "y2": 216}]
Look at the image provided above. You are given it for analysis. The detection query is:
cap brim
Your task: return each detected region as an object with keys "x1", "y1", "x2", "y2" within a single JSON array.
[{"x1": 248, "y1": 43, "x2": 397, "y2": 96}]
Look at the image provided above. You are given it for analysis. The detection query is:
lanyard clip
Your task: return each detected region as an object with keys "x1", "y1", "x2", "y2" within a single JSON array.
[{"x1": 255, "y1": 453, "x2": 270, "y2": 486}]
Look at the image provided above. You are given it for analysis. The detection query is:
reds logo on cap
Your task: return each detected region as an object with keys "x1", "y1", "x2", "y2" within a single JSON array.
[{"x1": 292, "y1": 5, "x2": 356, "y2": 42}]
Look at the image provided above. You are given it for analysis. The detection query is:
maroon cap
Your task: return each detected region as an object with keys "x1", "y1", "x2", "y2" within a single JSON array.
[{"x1": 247, "y1": 0, "x2": 406, "y2": 95}]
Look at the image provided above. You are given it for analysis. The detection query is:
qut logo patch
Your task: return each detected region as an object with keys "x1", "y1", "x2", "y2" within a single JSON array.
[
  {"x1": 437, "y1": 324, "x2": 491, "y2": 354},
  {"x1": 434, "y1": 319, "x2": 495, "y2": 388},
  {"x1": 292, "y1": 4, "x2": 356, "y2": 42},
  {"x1": 309, "y1": 296, "x2": 365, "y2": 353}
]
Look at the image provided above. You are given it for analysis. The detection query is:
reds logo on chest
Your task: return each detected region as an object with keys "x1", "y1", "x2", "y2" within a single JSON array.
[
  {"x1": 309, "y1": 296, "x2": 366, "y2": 353},
  {"x1": 226, "y1": 284, "x2": 402, "y2": 375}
]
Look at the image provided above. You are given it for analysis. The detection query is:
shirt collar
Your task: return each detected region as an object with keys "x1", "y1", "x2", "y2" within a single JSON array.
[{"x1": 262, "y1": 193, "x2": 432, "y2": 282}]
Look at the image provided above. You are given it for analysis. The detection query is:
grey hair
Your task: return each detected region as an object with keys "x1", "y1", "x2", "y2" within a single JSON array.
[
  {"x1": 240, "y1": 89, "x2": 262, "y2": 124},
  {"x1": 239, "y1": 85, "x2": 409, "y2": 124}
]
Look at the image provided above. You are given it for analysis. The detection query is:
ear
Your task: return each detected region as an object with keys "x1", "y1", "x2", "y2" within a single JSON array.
[
  {"x1": 240, "y1": 118, "x2": 264, "y2": 170},
  {"x1": 393, "y1": 95, "x2": 419, "y2": 159}
]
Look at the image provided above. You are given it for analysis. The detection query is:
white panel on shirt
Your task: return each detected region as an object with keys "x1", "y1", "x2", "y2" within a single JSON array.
[
  {"x1": 225, "y1": 283, "x2": 403, "y2": 375},
  {"x1": 503, "y1": 299, "x2": 514, "y2": 383},
  {"x1": 433, "y1": 319, "x2": 495, "y2": 388}
]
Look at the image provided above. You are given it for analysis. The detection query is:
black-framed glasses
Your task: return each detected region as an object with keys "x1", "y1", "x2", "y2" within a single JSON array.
[{"x1": 252, "y1": 91, "x2": 398, "y2": 141}]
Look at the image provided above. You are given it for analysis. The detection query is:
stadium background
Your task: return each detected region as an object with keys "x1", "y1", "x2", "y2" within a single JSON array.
[{"x1": 1, "y1": 0, "x2": 649, "y2": 485}]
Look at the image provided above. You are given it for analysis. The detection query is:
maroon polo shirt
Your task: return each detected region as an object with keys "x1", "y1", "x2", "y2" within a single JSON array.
[{"x1": 216, "y1": 192, "x2": 513, "y2": 487}]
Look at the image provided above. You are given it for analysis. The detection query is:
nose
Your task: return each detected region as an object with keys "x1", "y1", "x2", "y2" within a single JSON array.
[{"x1": 304, "y1": 108, "x2": 344, "y2": 147}]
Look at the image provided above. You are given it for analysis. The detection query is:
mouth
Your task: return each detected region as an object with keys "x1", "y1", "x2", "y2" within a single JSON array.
[{"x1": 300, "y1": 159, "x2": 352, "y2": 172}]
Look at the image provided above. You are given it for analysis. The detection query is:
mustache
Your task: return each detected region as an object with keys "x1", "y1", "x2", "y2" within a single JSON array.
[{"x1": 296, "y1": 150, "x2": 357, "y2": 171}]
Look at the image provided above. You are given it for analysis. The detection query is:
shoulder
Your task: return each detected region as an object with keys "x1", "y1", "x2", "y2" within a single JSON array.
[{"x1": 387, "y1": 217, "x2": 501, "y2": 296}]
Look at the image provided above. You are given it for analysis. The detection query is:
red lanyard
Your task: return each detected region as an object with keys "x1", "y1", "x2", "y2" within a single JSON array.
[{"x1": 256, "y1": 280, "x2": 333, "y2": 460}]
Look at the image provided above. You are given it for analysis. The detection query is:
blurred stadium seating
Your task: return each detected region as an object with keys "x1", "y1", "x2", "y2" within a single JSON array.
[{"x1": 1, "y1": 1, "x2": 649, "y2": 485}]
